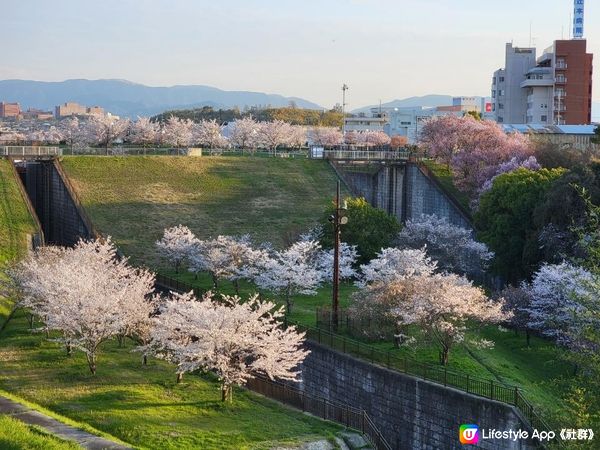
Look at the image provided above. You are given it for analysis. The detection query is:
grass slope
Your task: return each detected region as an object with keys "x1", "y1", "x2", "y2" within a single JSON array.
[
  {"x1": 61, "y1": 156, "x2": 341, "y2": 266},
  {"x1": 422, "y1": 159, "x2": 471, "y2": 212},
  {"x1": 0, "y1": 159, "x2": 36, "y2": 328},
  {"x1": 0, "y1": 311, "x2": 341, "y2": 450},
  {"x1": 0, "y1": 415, "x2": 81, "y2": 450}
]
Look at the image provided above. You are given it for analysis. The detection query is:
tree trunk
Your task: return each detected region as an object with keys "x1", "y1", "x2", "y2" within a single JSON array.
[
  {"x1": 66, "y1": 343, "x2": 72, "y2": 356},
  {"x1": 233, "y1": 279, "x2": 240, "y2": 295},
  {"x1": 440, "y1": 347, "x2": 450, "y2": 366},
  {"x1": 87, "y1": 353, "x2": 97, "y2": 375},
  {"x1": 525, "y1": 329, "x2": 531, "y2": 347},
  {"x1": 117, "y1": 334, "x2": 125, "y2": 348},
  {"x1": 176, "y1": 372, "x2": 183, "y2": 383},
  {"x1": 221, "y1": 384, "x2": 233, "y2": 403},
  {"x1": 175, "y1": 261, "x2": 180, "y2": 274},
  {"x1": 27, "y1": 314, "x2": 34, "y2": 329},
  {"x1": 212, "y1": 273, "x2": 219, "y2": 290},
  {"x1": 142, "y1": 354, "x2": 147, "y2": 366}
]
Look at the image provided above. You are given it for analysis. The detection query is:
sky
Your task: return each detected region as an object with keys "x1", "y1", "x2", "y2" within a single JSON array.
[{"x1": 1, "y1": 0, "x2": 599, "y2": 113}]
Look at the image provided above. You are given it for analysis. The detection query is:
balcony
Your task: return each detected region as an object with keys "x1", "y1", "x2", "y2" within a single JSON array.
[
  {"x1": 520, "y1": 78, "x2": 554, "y2": 88},
  {"x1": 555, "y1": 77, "x2": 567, "y2": 84}
]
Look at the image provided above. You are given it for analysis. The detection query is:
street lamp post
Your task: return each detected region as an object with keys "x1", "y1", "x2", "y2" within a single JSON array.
[
  {"x1": 329, "y1": 180, "x2": 347, "y2": 332},
  {"x1": 341, "y1": 84, "x2": 349, "y2": 137}
]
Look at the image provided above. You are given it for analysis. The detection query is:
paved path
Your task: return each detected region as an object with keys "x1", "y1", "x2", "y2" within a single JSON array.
[{"x1": 0, "y1": 396, "x2": 131, "y2": 450}]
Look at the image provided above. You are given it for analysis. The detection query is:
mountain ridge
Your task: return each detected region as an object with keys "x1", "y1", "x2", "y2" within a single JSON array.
[{"x1": 0, "y1": 79, "x2": 324, "y2": 118}]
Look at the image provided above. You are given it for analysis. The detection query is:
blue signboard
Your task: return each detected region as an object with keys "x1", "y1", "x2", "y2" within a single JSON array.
[{"x1": 573, "y1": 0, "x2": 584, "y2": 38}]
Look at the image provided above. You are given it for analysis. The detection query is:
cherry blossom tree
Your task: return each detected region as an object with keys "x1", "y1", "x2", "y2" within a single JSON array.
[
  {"x1": 310, "y1": 127, "x2": 343, "y2": 147},
  {"x1": 194, "y1": 119, "x2": 228, "y2": 149},
  {"x1": 360, "y1": 131, "x2": 391, "y2": 148},
  {"x1": 156, "y1": 225, "x2": 198, "y2": 273},
  {"x1": 526, "y1": 262, "x2": 594, "y2": 348},
  {"x1": 253, "y1": 240, "x2": 324, "y2": 313},
  {"x1": 419, "y1": 116, "x2": 534, "y2": 196},
  {"x1": 229, "y1": 117, "x2": 260, "y2": 151},
  {"x1": 13, "y1": 239, "x2": 155, "y2": 374},
  {"x1": 129, "y1": 116, "x2": 160, "y2": 149},
  {"x1": 344, "y1": 130, "x2": 359, "y2": 145},
  {"x1": 358, "y1": 247, "x2": 437, "y2": 286},
  {"x1": 353, "y1": 272, "x2": 508, "y2": 363},
  {"x1": 258, "y1": 120, "x2": 292, "y2": 153},
  {"x1": 144, "y1": 291, "x2": 309, "y2": 401},
  {"x1": 286, "y1": 125, "x2": 307, "y2": 149},
  {"x1": 395, "y1": 215, "x2": 493, "y2": 276},
  {"x1": 59, "y1": 117, "x2": 86, "y2": 152},
  {"x1": 162, "y1": 116, "x2": 194, "y2": 148},
  {"x1": 318, "y1": 243, "x2": 359, "y2": 281},
  {"x1": 496, "y1": 285, "x2": 534, "y2": 346},
  {"x1": 86, "y1": 115, "x2": 130, "y2": 153}
]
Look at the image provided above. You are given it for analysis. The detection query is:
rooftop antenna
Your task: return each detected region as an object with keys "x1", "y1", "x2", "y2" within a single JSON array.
[
  {"x1": 573, "y1": 0, "x2": 584, "y2": 39},
  {"x1": 529, "y1": 21, "x2": 532, "y2": 47}
]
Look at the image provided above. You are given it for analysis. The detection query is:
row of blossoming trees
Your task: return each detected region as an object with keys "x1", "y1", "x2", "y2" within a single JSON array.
[
  {"x1": 155, "y1": 221, "x2": 513, "y2": 366},
  {"x1": 2, "y1": 115, "x2": 392, "y2": 151},
  {"x1": 7, "y1": 239, "x2": 309, "y2": 402}
]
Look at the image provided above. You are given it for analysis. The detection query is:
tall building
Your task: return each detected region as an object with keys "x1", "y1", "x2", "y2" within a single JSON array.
[
  {"x1": 491, "y1": 1, "x2": 593, "y2": 125},
  {"x1": 0, "y1": 102, "x2": 21, "y2": 118},
  {"x1": 491, "y1": 44, "x2": 537, "y2": 123}
]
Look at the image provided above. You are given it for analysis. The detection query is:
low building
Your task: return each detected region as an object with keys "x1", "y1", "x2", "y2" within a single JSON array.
[
  {"x1": 502, "y1": 123, "x2": 599, "y2": 150},
  {"x1": 343, "y1": 116, "x2": 387, "y2": 133},
  {"x1": 21, "y1": 108, "x2": 54, "y2": 120},
  {"x1": 379, "y1": 106, "x2": 464, "y2": 144},
  {"x1": 0, "y1": 102, "x2": 21, "y2": 118}
]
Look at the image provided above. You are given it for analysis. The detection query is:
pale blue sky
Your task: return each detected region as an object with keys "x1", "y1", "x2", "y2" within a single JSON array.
[{"x1": 2, "y1": 0, "x2": 599, "y2": 110}]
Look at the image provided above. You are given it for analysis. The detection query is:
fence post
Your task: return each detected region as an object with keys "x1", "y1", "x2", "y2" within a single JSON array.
[
  {"x1": 514, "y1": 387, "x2": 519, "y2": 406},
  {"x1": 444, "y1": 367, "x2": 447, "y2": 386},
  {"x1": 343, "y1": 336, "x2": 346, "y2": 353},
  {"x1": 466, "y1": 374, "x2": 470, "y2": 393},
  {"x1": 490, "y1": 380, "x2": 494, "y2": 400},
  {"x1": 318, "y1": 328, "x2": 321, "y2": 344}
]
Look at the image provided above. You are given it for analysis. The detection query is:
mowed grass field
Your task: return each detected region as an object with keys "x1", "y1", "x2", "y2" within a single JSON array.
[
  {"x1": 0, "y1": 415, "x2": 82, "y2": 450},
  {"x1": 0, "y1": 310, "x2": 341, "y2": 450},
  {"x1": 61, "y1": 156, "x2": 342, "y2": 266}
]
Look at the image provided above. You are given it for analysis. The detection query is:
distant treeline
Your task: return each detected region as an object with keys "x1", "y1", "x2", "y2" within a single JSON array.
[{"x1": 151, "y1": 106, "x2": 344, "y2": 127}]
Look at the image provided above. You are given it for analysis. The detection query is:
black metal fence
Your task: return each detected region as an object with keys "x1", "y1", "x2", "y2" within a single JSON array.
[
  {"x1": 154, "y1": 273, "x2": 205, "y2": 297},
  {"x1": 246, "y1": 376, "x2": 391, "y2": 450}
]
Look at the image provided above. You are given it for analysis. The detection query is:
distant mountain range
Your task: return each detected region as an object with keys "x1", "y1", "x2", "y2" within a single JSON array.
[
  {"x1": 352, "y1": 95, "x2": 456, "y2": 114},
  {"x1": 0, "y1": 79, "x2": 324, "y2": 118}
]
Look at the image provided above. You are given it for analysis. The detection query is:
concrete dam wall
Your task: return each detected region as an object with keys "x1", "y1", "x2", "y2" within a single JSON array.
[
  {"x1": 333, "y1": 161, "x2": 472, "y2": 229},
  {"x1": 19, "y1": 160, "x2": 93, "y2": 246}
]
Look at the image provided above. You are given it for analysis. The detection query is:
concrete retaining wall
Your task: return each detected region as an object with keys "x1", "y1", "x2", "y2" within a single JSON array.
[{"x1": 297, "y1": 343, "x2": 538, "y2": 450}]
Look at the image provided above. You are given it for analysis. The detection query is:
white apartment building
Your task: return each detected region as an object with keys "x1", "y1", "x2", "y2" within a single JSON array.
[{"x1": 343, "y1": 116, "x2": 387, "y2": 133}]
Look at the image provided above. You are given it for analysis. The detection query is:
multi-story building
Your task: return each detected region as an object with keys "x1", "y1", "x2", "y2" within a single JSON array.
[
  {"x1": 55, "y1": 102, "x2": 105, "y2": 117},
  {"x1": 0, "y1": 102, "x2": 21, "y2": 118},
  {"x1": 379, "y1": 106, "x2": 464, "y2": 144},
  {"x1": 21, "y1": 108, "x2": 54, "y2": 120},
  {"x1": 492, "y1": 44, "x2": 537, "y2": 123},
  {"x1": 493, "y1": 40, "x2": 593, "y2": 125},
  {"x1": 492, "y1": 1, "x2": 593, "y2": 125}
]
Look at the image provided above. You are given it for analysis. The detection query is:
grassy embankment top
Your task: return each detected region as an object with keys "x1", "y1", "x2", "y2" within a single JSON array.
[{"x1": 61, "y1": 156, "x2": 341, "y2": 267}]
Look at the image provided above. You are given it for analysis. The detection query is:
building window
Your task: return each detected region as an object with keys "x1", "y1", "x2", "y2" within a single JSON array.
[
  {"x1": 498, "y1": 116, "x2": 504, "y2": 123},
  {"x1": 499, "y1": 76, "x2": 505, "y2": 82},
  {"x1": 492, "y1": 90, "x2": 496, "y2": 98},
  {"x1": 541, "y1": 115, "x2": 547, "y2": 122},
  {"x1": 499, "y1": 103, "x2": 504, "y2": 110}
]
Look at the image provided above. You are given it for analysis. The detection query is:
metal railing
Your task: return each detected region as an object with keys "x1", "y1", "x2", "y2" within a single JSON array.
[
  {"x1": 1, "y1": 146, "x2": 61, "y2": 157},
  {"x1": 322, "y1": 149, "x2": 412, "y2": 161},
  {"x1": 154, "y1": 273, "x2": 206, "y2": 297},
  {"x1": 246, "y1": 376, "x2": 391, "y2": 450},
  {"x1": 294, "y1": 317, "x2": 560, "y2": 447}
]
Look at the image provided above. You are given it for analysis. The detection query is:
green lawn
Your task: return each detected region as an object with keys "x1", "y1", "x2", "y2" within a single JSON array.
[
  {"x1": 0, "y1": 159, "x2": 36, "y2": 265},
  {"x1": 0, "y1": 159, "x2": 37, "y2": 329},
  {"x1": 0, "y1": 415, "x2": 82, "y2": 450},
  {"x1": 0, "y1": 310, "x2": 341, "y2": 450},
  {"x1": 61, "y1": 156, "x2": 341, "y2": 266},
  {"x1": 167, "y1": 270, "x2": 579, "y2": 428}
]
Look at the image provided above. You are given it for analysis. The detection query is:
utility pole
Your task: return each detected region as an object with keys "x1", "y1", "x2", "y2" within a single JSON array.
[
  {"x1": 330, "y1": 180, "x2": 347, "y2": 332},
  {"x1": 341, "y1": 84, "x2": 349, "y2": 136}
]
